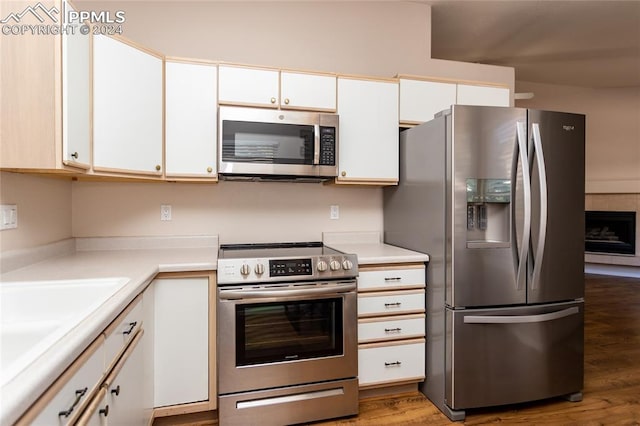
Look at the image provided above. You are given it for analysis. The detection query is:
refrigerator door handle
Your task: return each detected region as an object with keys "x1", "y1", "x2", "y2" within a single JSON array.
[
  {"x1": 514, "y1": 121, "x2": 531, "y2": 291},
  {"x1": 531, "y1": 123, "x2": 548, "y2": 290},
  {"x1": 463, "y1": 306, "x2": 579, "y2": 324}
]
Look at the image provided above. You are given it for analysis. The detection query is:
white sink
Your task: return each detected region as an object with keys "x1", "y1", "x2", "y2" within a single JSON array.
[{"x1": 0, "y1": 277, "x2": 129, "y2": 386}]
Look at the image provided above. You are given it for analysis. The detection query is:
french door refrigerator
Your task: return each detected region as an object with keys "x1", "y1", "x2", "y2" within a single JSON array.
[{"x1": 384, "y1": 105, "x2": 585, "y2": 421}]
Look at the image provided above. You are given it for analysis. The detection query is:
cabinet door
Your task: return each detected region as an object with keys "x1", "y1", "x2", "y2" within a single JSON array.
[
  {"x1": 399, "y1": 79, "x2": 456, "y2": 124},
  {"x1": 358, "y1": 340, "x2": 425, "y2": 387},
  {"x1": 106, "y1": 331, "x2": 147, "y2": 426},
  {"x1": 337, "y1": 78, "x2": 399, "y2": 184},
  {"x1": 218, "y1": 65, "x2": 279, "y2": 107},
  {"x1": 456, "y1": 84, "x2": 510, "y2": 107},
  {"x1": 165, "y1": 61, "x2": 218, "y2": 178},
  {"x1": 62, "y1": 0, "x2": 90, "y2": 168},
  {"x1": 93, "y1": 35, "x2": 163, "y2": 175},
  {"x1": 280, "y1": 71, "x2": 336, "y2": 111},
  {"x1": 153, "y1": 278, "x2": 209, "y2": 407}
]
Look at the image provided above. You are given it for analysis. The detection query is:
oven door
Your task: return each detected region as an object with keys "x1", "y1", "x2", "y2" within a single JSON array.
[
  {"x1": 218, "y1": 106, "x2": 338, "y2": 177},
  {"x1": 218, "y1": 281, "x2": 357, "y2": 395}
]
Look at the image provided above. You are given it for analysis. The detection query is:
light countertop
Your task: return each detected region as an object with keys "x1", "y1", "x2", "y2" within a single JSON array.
[
  {"x1": 0, "y1": 237, "x2": 218, "y2": 426},
  {"x1": 323, "y1": 231, "x2": 429, "y2": 264}
]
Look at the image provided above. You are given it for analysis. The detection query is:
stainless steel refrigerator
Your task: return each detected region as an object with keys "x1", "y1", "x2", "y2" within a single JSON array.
[{"x1": 384, "y1": 105, "x2": 585, "y2": 421}]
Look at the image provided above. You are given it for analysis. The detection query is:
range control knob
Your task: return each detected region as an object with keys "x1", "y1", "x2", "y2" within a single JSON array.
[
  {"x1": 330, "y1": 260, "x2": 341, "y2": 271},
  {"x1": 342, "y1": 259, "x2": 354, "y2": 270},
  {"x1": 254, "y1": 263, "x2": 265, "y2": 275},
  {"x1": 240, "y1": 264, "x2": 251, "y2": 276},
  {"x1": 317, "y1": 260, "x2": 328, "y2": 272}
]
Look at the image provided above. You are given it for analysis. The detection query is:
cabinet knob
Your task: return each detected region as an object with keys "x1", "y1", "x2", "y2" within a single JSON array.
[
  {"x1": 341, "y1": 171, "x2": 346, "y2": 177},
  {"x1": 111, "y1": 385, "x2": 121, "y2": 396},
  {"x1": 155, "y1": 165, "x2": 161, "y2": 171},
  {"x1": 99, "y1": 405, "x2": 109, "y2": 417},
  {"x1": 284, "y1": 98, "x2": 290, "y2": 105},
  {"x1": 207, "y1": 167, "x2": 213, "y2": 173},
  {"x1": 70, "y1": 152, "x2": 79, "y2": 159},
  {"x1": 270, "y1": 97, "x2": 276, "y2": 104}
]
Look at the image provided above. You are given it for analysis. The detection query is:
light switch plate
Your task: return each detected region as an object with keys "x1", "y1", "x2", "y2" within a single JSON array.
[{"x1": 1, "y1": 204, "x2": 18, "y2": 230}]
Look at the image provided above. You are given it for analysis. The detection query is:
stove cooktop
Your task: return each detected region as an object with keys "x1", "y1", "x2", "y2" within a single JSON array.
[{"x1": 217, "y1": 242, "x2": 358, "y2": 285}]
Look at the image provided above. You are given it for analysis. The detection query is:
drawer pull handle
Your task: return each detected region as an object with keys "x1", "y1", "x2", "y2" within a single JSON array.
[
  {"x1": 58, "y1": 387, "x2": 88, "y2": 417},
  {"x1": 384, "y1": 277, "x2": 402, "y2": 282},
  {"x1": 122, "y1": 321, "x2": 137, "y2": 335},
  {"x1": 385, "y1": 361, "x2": 402, "y2": 367},
  {"x1": 111, "y1": 385, "x2": 121, "y2": 396},
  {"x1": 384, "y1": 302, "x2": 402, "y2": 308},
  {"x1": 385, "y1": 327, "x2": 402, "y2": 333},
  {"x1": 99, "y1": 405, "x2": 110, "y2": 417}
]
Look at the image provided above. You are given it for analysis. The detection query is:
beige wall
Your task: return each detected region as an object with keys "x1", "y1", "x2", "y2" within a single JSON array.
[
  {"x1": 79, "y1": 1, "x2": 514, "y2": 88},
  {"x1": 72, "y1": 181, "x2": 382, "y2": 244},
  {"x1": 515, "y1": 81, "x2": 640, "y2": 193},
  {"x1": 0, "y1": 172, "x2": 72, "y2": 252}
]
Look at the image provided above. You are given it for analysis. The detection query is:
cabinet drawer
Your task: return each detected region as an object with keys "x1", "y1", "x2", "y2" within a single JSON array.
[
  {"x1": 358, "y1": 290, "x2": 425, "y2": 317},
  {"x1": 358, "y1": 266, "x2": 425, "y2": 291},
  {"x1": 358, "y1": 340, "x2": 425, "y2": 388},
  {"x1": 26, "y1": 336, "x2": 105, "y2": 425},
  {"x1": 358, "y1": 314, "x2": 425, "y2": 344},
  {"x1": 104, "y1": 296, "x2": 143, "y2": 370}
]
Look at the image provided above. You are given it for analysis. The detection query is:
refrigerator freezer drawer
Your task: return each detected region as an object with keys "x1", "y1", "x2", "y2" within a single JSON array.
[{"x1": 446, "y1": 301, "x2": 584, "y2": 410}]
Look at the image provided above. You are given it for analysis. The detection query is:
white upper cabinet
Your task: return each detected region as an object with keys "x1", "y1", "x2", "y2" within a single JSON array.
[
  {"x1": 280, "y1": 71, "x2": 336, "y2": 111},
  {"x1": 218, "y1": 65, "x2": 336, "y2": 111},
  {"x1": 165, "y1": 60, "x2": 218, "y2": 179},
  {"x1": 93, "y1": 35, "x2": 163, "y2": 175},
  {"x1": 456, "y1": 84, "x2": 511, "y2": 107},
  {"x1": 218, "y1": 65, "x2": 280, "y2": 108},
  {"x1": 62, "y1": 0, "x2": 90, "y2": 169},
  {"x1": 337, "y1": 77, "x2": 399, "y2": 184},
  {"x1": 399, "y1": 79, "x2": 457, "y2": 125}
]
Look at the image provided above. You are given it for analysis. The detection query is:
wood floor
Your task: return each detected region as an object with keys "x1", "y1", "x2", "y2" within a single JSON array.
[{"x1": 158, "y1": 273, "x2": 640, "y2": 425}]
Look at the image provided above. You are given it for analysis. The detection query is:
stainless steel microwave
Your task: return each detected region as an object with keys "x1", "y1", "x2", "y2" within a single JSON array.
[{"x1": 218, "y1": 106, "x2": 338, "y2": 180}]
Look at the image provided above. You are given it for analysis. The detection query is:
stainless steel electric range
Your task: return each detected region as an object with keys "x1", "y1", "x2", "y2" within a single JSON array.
[{"x1": 216, "y1": 242, "x2": 359, "y2": 426}]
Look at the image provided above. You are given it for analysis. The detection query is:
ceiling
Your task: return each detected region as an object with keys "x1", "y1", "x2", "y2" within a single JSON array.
[{"x1": 428, "y1": 0, "x2": 640, "y2": 88}]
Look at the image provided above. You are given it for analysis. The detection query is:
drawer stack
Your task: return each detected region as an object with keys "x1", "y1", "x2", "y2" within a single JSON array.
[{"x1": 357, "y1": 263, "x2": 426, "y2": 389}]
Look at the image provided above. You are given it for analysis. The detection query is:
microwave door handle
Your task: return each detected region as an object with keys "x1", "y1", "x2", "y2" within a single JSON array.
[{"x1": 313, "y1": 124, "x2": 320, "y2": 165}]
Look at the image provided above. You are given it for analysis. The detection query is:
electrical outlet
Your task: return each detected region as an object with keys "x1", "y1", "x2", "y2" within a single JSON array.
[
  {"x1": 160, "y1": 204, "x2": 172, "y2": 221},
  {"x1": 0, "y1": 204, "x2": 18, "y2": 230},
  {"x1": 330, "y1": 205, "x2": 339, "y2": 220}
]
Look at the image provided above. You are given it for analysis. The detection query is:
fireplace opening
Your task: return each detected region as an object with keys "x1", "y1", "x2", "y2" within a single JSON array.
[{"x1": 585, "y1": 211, "x2": 636, "y2": 255}]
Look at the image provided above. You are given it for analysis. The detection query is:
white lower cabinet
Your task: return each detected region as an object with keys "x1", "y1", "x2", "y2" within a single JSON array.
[
  {"x1": 28, "y1": 337, "x2": 105, "y2": 426},
  {"x1": 358, "y1": 340, "x2": 425, "y2": 387},
  {"x1": 104, "y1": 330, "x2": 146, "y2": 426},
  {"x1": 153, "y1": 277, "x2": 211, "y2": 409},
  {"x1": 357, "y1": 263, "x2": 426, "y2": 390}
]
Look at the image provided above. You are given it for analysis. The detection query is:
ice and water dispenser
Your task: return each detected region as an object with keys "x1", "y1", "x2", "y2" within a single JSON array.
[{"x1": 466, "y1": 178, "x2": 511, "y2": 248}]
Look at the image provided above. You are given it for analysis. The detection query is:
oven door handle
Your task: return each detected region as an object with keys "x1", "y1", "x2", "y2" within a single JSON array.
[{"x1": 219, "y1": 283, "x2": 356, "y2": 300}]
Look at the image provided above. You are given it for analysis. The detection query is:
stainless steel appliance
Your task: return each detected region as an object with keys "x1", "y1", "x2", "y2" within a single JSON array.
[
  {"x1": 217, "y1": 242, "x2": 359, "y2": 426},
  {"x1": 384, "y1": 105, "x2": 585, "y2": 421},
  {"x1": 219, "y1": 106, "x2": 339, "y2": 181}
]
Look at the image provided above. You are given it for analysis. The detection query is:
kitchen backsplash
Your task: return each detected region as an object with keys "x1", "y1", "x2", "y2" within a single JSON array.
[{"x1": 71, "y1": 179, "x2": 383, "y2": 244}]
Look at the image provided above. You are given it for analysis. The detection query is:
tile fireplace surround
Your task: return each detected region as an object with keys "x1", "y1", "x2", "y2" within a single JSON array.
[{"x1": 585, "y1": 193, "x2": 640, "y2": 277}]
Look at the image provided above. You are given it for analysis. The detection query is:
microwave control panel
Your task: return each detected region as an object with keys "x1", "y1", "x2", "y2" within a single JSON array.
[{"x1": 319, "y1": 127, "x2": 336, "y2": 166}]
